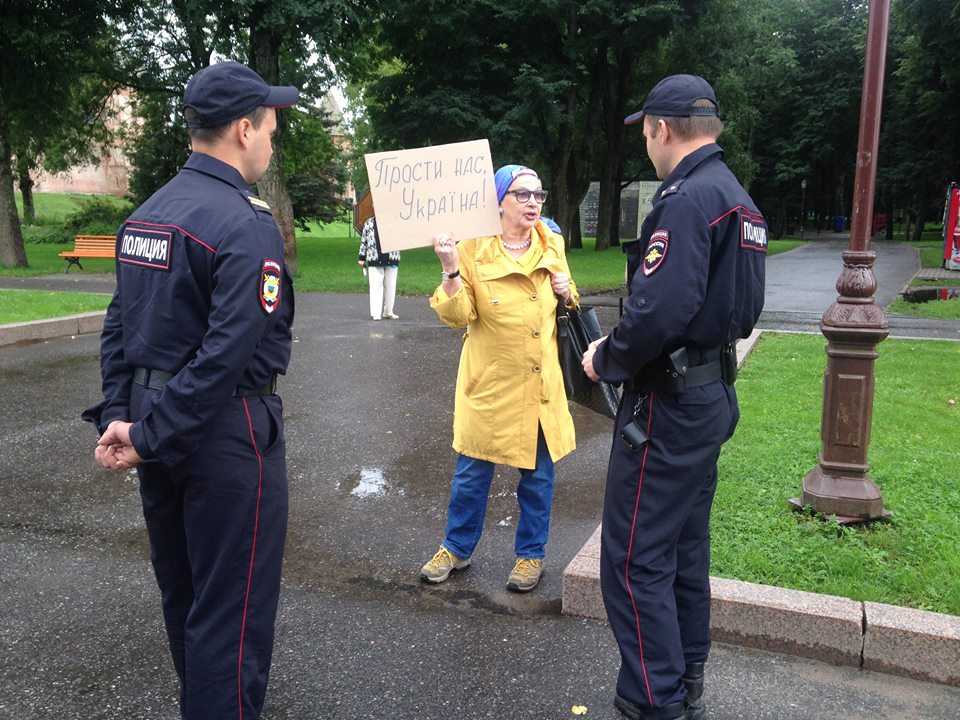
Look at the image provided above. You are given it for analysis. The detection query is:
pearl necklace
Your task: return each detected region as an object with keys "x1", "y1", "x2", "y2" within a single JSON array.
[{"x1": 502, "y1": 237, "x2": 531, "y2": 251}]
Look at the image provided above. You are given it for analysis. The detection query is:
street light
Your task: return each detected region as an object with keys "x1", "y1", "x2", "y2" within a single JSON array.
[
  {"x1": 800, "y1": 179, "x2": 807, "y2": 241},
  {"x1": 797, "y1": 0, "x2": 890, "y2": 522}
]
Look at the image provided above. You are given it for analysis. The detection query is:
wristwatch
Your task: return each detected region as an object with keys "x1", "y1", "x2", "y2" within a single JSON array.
[{"x1": 441, "y1": 269, "x2": 460, "y2": 281}]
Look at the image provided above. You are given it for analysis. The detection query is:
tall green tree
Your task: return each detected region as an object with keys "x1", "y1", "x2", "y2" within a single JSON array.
[
  {"x1": 283, "y1": 106, "x2": 349, "y2": 229},
  {"x1": 126, "y1": 93, "x2": 191, "y2": 208},
  {"x1": 117, "y1": 0, "x2": 367, "y2": 271},
  {"x1": 0, "y1": 0, "x2": 116, "y2": 267},
  {"x1": 879, "y1": 0, "x2": 960, "y2": 241},
  {"x1": 747, "y1": 0, "x2": 867, "y2": 237},
  {"x1": 361, "y1": 0, "x2": 681, "y2": 248}
]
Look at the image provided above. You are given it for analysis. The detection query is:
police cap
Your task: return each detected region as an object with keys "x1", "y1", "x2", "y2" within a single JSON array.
[
  {"x1": 624, "y1": 74, "x2": 719, "y2": 126},
  {"x1": 184, "y1": 61, "x2": 299, "y2": 129}
]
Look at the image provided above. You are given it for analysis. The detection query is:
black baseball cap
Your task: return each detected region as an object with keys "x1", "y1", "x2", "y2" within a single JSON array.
[
  {"x1": 183, "y1": 61, "x2": 299, "y2": 128},
  {"x1": 624, "y1": 74, "x2": 719, "y2": 125}
]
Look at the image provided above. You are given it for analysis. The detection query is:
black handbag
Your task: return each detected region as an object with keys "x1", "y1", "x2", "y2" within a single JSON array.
[{"x1": 556, "y1": 304, "x2": 621, "y2": 419}]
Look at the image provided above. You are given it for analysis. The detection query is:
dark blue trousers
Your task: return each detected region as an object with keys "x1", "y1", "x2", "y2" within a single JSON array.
[
  {"x1": 132, "y1": 385, "x2": 288, "y2": 720},
  {"x1": 600, "y1": 381, "x2": 738, "y2": 710}
]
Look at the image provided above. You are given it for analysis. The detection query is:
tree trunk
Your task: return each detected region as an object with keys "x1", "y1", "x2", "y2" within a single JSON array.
[
  {"x1": 0, "y1": 127, "x2": 28, "y2": 267},
  {"x1": 884, "y1": 198, "x2": 893, "y2": 240},
  {"x1": 835, "y1": 172, "x2": 846, "y2": 229},
  {"x1": 911, "y1": 203, "x2": 927, "y2": 243},
  {"x1": 595, "y1": 155, "x2": 620, "y2": 250},
  {"x1": 547, "y1": 7, "x2": 606, "y2": 252},
  {"x1": 595, "y1": 49, "x2": 632, "y2": 251},
  {"x1": 903, "y1": 210, "x2": 912, "y2": 242},
  {"x1": 249, "y1": 20, "x2": 298, "y2": 274},
  {"x1": 569, "y1": 209, "x2": 582, "y2": 248},
  {"x1": 772, "y1": 196, "x2": 787, "y2": 239},
  {"x1": 17, "y1": 156, "x2": 35, "y2": 225}
]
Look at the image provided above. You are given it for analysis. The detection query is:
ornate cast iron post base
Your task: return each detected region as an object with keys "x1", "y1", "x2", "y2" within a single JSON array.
[
  {"x1": 800, "y1": 250, "x2": 889, "y2": 521},
  {"x1": 795, "y1": 0, "x2": 891, "y2": 523}
]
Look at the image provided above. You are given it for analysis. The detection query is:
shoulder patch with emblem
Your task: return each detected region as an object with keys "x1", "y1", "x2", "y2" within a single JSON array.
[
  {"x1": 260, "y1": 260, "x2": 281, "y2": 313},
  {"x1": 248, "y1": 196, "x2": 272, "y2": 213},
  {"x1": 643, "y1": 230, "x2": 669, "y2": 276},
  {"x1": 740, "y1": 210, "x2": 767, "y2": 252}
]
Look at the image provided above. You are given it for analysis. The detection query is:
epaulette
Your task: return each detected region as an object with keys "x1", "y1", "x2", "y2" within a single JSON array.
[
  {"x1": 660, "y1": 177, "x2": 687, "y2": 198},
  {"x1": 247, "y1": 195, "x2": 273, "y2": 214}
]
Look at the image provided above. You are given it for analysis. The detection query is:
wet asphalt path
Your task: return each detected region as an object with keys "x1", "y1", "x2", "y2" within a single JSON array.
[
  {"x1": 758, "y1": 236, "x2": 960, "y2": 340},
  {"x1": 3, "y1": 288, "x2": 960, "y2": 719},
  {"x1": 4, "y1": 236, "x2": 960, "y2": 719}
]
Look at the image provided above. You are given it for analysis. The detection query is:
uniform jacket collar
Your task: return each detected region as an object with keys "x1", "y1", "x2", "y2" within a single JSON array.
[
  {"x1": 183, "y1": 152, "x2": 252, "y2": 193},
  {"x1": 655, "y1": 142, "x2": 724, "y2": 203}
]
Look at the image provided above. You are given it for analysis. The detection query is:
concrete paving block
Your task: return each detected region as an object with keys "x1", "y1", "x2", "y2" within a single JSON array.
[
  {"x1": 863, "y1": 601, "x2": 960, "y2": 687},
  {"x1": 709, "y1": 577, "x2": 863, "y2": 667},
  {"x1": 561, "y1": 536, "x2": 865, "y2": 670},
  {"x1": 0, "y1": 317, "x2": 74, "y2": 345},
  {"x1": 75, "y1": 311, "x2": 106, "y2": 335},
  {"x1": 736, "y1": 329, "x2": 762, "y2": 367},
  {"x1": 561, "y1": 525, "x2": 605, "y2": 621},
  {"x1": 0, "y1": 312, "x2": 105, "y2": 346}
]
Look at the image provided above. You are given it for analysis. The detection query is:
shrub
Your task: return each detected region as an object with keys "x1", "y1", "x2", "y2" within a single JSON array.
[
  {"x1": 22, "y1": 226, "x2": 75, "y2": 244},
  {"x1": 64, "y1": 197, "x2": 131, "y2": 236}
]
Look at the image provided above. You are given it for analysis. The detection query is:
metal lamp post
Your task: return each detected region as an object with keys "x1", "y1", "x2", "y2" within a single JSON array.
[
  {"x1": 797, "y1": 0, "x2": 891, "y2": 522},
  {"x1": 800, "y1": 179, "x2": 807, "y2": 241}
]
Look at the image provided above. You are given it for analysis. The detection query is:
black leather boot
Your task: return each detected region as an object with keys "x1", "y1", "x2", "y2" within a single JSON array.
[
  {"x1": 614, "y1": 694, "x2": 686, "y2": 720},
  {"x1": 682, "y1": 662, "x2": 706, "y2": 720}
]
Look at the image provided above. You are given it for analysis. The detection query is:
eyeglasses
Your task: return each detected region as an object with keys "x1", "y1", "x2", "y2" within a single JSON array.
[{"x1": 505, "y1": 189, "x2": 548, "y2": 204}]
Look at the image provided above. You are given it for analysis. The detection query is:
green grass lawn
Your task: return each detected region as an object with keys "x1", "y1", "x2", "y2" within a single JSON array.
[
  {"x1": 3, "y1": 215, "x2": 803, "y2": 285},
  {"x1": 888, "y1": 295, "x2": 960, "y2": 320},
  {"x1": 917, "y1": 244, "x2": 947, "y2": 269},
  {"x1": 0, "y1": 289, "x2": 111, "y2": 322},
  {"x1": 296, "y1": 232, "x2": 637, "y2": 295},
  {"x1": 16, "y1": 191, "x2": 129, "y2": 226},
  {"x1": 0, "y1": 233, "x2": 808, "y2": 324},
  {"x1": 250, "y1": 227, "x2": 804, "y2": 295},
  {"x1": 715, "y1": 332, "x2": 960, "y2": 615},
  {"x1": 2, "y1": 197, "x2": 954, "y2": 319}
]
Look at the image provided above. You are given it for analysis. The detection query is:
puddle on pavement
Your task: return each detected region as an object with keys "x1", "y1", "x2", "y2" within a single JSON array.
[
  {"x1": 901, "y1": 287, "x2": 960, "y2": 304},
  {"x1": 340, "y1": 467, "x2": 404, "y2": 499}
]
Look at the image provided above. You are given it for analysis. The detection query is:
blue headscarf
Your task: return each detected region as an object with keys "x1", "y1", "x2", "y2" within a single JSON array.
[
  {"x1": 494, "y1": 164, "x2": 539, "y2": 204},
  {"x1": 541, "y1": 217, "x2": 561, "y2": 233}
]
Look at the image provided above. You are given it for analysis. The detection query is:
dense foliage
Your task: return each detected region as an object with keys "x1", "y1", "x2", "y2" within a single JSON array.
[
  {"x1": 0, "y1": 0, "x2": 119, "y2": 266},
  {"x1": 351, "y1": 0, "x2": 959, "y2": 244},
  {"x1": 5, "y1": 0, "x2": 959, "y2": 264}
]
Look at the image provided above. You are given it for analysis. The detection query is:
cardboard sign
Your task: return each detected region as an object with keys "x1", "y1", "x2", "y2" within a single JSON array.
[{"x1": 364, "y1": 139, "x2": 501, "y2": 251}]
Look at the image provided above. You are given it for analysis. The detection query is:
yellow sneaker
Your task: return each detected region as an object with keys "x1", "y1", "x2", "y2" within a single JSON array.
[
  {"x1": 420, "y1": 546, "x2": 471, "y2": 583},
  {"x1": 507, "y1": 557, "x2": 544, "y2": 592}
]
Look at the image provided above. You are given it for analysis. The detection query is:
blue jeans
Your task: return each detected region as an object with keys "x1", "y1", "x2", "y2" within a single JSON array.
[{"x1": 443, "y1": 429, "x2": 555, "y2": 560}]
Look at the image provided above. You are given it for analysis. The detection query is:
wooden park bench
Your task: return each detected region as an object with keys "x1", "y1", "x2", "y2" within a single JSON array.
[{"x1": 58, "y1": 234, "x2": 116, "y2": 273}]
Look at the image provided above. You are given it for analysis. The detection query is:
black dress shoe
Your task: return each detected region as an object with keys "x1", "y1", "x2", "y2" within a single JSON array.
[{"x1": 614, "y1": 694, "x2": 686, "y2": 720}]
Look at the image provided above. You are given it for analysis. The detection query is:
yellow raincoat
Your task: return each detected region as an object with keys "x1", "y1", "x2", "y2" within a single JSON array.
[{"x1": 430, "y1": 221, "x2": 579, "y2": 469}]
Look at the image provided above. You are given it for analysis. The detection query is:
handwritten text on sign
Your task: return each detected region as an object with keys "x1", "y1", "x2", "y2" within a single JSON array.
[{"x1": 364, "y1": 140, "x2": 501, "y2": 252}]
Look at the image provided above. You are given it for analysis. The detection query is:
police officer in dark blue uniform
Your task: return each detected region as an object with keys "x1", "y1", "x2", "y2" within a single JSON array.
[
  {"x1": 84, "y1": 61, "x2": 298, "y2": 720},
  {"x1": 583, "y1": 75, "x2": 766, "y2": 720}
]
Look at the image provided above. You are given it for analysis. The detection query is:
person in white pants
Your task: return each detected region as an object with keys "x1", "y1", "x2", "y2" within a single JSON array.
[{"x1": 358, "y1": 216, "x2": 401, "y2": 320}]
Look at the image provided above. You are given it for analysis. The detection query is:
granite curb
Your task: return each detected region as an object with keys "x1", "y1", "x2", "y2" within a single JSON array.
[
  {"x1": 562, "y1": 525, "x2": 960, "y2": 687},
  {"x1": 561, "y1": 330, "x2": 960, "y2": 688},
  {"x1": 0, "y1": 311, "x2": 105, "y2": 346}
]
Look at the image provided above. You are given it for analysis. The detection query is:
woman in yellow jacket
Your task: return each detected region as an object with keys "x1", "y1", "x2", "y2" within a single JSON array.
[{"x1": 420, "y1": 164, "x2": 579, "y2": 593}]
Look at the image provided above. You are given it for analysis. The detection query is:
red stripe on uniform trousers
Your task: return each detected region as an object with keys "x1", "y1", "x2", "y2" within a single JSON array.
[
  {"x1": 624, "y1": 390, "x2": 656, "y2": 706},
  {"x1": 237, "y1": 398, "x2": 264, "y2": 720}
]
